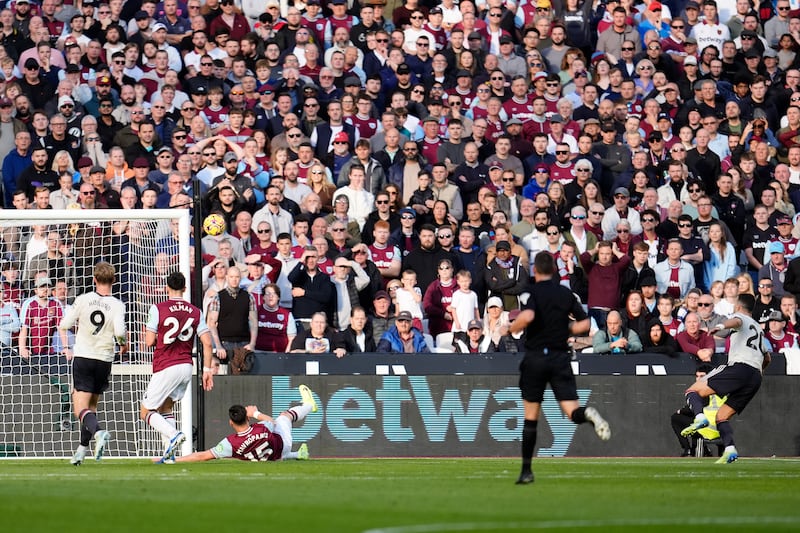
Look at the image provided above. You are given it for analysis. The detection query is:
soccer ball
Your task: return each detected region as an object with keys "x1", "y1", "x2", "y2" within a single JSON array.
[{"x1": 203, "y1": 214, "x2": 226, "y2": 236}]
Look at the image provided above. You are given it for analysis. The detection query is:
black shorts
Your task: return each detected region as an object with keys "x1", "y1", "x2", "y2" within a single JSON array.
[
  {"x1": 706, "y1": 362, "x2": 762, "y2": 414},
  {"x1": 519, "y1": 350, "x2": 577, "y2": 403},
  {"x1": 72, "y1": 357, "x2": 112, "y2": 395}
]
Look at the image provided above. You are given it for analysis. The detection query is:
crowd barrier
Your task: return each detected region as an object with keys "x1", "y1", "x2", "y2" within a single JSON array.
[{"x1": 201, "y1": 353, "x2": 800, "y2": 457}]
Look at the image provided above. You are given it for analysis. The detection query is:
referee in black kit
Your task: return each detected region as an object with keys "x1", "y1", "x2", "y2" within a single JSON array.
[{"x1": 509, "y1": 252, "x2": 611, "y2": 484}]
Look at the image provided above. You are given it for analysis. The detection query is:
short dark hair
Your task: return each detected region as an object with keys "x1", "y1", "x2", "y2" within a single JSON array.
[
  {"x1": 534, "y1": 250, "x2": 555, "y2": 276},
  {"x1": 229, "y1": 404, "x2": 248, "y2": 425},
  {"x1": 166, "y1": 271, "x2": 186, "y2": 291},
  {"x1": 738, "y1": 293, "x2": 756, "y2": 313}
]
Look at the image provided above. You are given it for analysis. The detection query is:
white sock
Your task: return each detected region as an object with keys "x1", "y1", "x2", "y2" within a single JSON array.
[
  {"x1": 290, "y1": 403, "x2": 312, "y2": 422},
  {"x1": 76, "y1": 444, "x2": 89, "y2": 454},
  {"x1": 284, "y1": 451, "x2": 298, "y2": 460},
  {"x1": 147, "y1": 411, "x2": 178, "y2": 442}
]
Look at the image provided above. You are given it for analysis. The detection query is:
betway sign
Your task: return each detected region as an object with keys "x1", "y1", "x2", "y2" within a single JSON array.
[{"x1": 263, "y1": 376, "x2": 592, "y2": 457}]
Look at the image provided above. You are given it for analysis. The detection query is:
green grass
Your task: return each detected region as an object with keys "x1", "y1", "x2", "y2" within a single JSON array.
[{"x1": 2, "y1": 458, "x2": 799, "y2": 532}]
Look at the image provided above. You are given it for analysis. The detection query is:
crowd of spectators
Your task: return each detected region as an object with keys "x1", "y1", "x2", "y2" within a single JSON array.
[{"x1": 5, "y1": 0, "x2": 800, "y2": 361}]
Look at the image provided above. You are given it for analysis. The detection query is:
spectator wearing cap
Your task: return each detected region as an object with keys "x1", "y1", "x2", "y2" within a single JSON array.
[
  {"x1": 593, "y1": 121, "x2": 631, "y2": 197},
  {"x1": 454, "y1": 318, "x2": 504, "y2": 353},
  {"x1": 120, "y1": 158, "x2": 160, "y2": 202},
  {"x1": 376, "y1": 310, "x2": 430, "y2": 353},
  {"x1": 368, "y1": 290, "x2": 396, "y2": 342},
  {"x1": 497, "y1": 36, "x2": 526, "y2": 79},
  {"x1": 485, "y1": 239, "x2": 529, "y2": 312},
  {"x1": 87, "y1": 164, "x2": 122, "y2": 209},
  {"x1": 760, "y1": 240, "x2": 790, "y2": 297},
  {"x1": 602, "y1": 187, "x2": 642, "y2": 240}
]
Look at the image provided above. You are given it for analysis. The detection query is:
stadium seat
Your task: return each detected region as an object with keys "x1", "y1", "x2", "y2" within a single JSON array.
[
  {"x1": 435, "y1": 333, "x2": 454, "y2": 351},
  {"x1": 423, "y1": 333, "x2": 435, "y2": 350}
]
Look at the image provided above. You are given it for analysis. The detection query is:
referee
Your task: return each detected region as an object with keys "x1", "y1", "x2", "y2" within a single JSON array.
[{"x1": 509, "y1": 252, "x2": 611, "y2": 484}]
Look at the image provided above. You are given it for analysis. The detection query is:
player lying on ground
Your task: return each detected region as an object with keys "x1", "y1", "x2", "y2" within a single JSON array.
[
  {"x1": 681, "y1": 293, "x2": 770, "y2": 464},
  {"x1": 158, "y1": 385, "x2": 317, "y2": 463},
  {"x1": 141, "y1": 271, "x2": 215, "y2": 462}
]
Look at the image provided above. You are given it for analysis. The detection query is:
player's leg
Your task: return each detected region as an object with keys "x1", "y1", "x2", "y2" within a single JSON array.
[
  {"x1": 714, "y1": 404, "x2": 740, "y2": 464},
  {"x1": 141, "y1": 365, "x2": 191, "y2": 459},
  {"x1": 681, "y1": 369, "x2": 724, "y2": 436},
  {"x1": 517, "y1": 355, "x2": 548, "y2": 484},
  {"x1": 553, "y1": 355, "x2": 611, "y2": 441},
  {"x1": 518, "y1": 400, "x2": 540, "y2": 484},
  {"x1": 71, "y1": 390, "x2": 93, "y2": 465}
]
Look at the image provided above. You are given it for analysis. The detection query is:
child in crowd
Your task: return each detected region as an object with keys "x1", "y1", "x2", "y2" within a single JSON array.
[
  {"x1": 395, "y1": 269, "x2": 424, "y2": 331},
  {"x1": 408, "y1": 171, "x2": 434, "y2": 216},
  {"x1": 657, "y1": 295, "x2": 682, "y2": 337},
  {"x1": 449, "y1": 270, "x2": 479, "y2": 341},
  {"x1": 202, "y1": 86, "x2": 229, "y2": 134},
  {"x1": 715, "y1": 278, "x2": 739, "y2": 316}
]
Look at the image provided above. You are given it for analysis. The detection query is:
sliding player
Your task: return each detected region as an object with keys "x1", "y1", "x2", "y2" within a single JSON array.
[
  {"x1": 160, "y1": 385, "x2": 317, "y2": 463},
  {"x1": 681, "y1": 294, "x2": 770, "y2": 464},
  {"x1": 60, "y1": 262, "x2": 128, "y2": 465},
  {"x1": 141, "y1": 271, "x2": 214, "y2": 462}
]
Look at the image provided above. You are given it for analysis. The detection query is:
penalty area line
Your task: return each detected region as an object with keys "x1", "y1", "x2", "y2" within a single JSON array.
[{"x1": 362, "y1": 516, "x2": 800, "y2": 533}]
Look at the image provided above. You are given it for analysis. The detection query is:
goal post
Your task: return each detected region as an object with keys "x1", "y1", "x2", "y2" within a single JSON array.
[{"x1": 0, "y1": 209, "x2": 193, "y2": 459}]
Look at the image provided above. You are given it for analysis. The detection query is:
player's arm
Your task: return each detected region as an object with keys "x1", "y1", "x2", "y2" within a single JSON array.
[
  {"x1": 172, "y1": 449, "x2": 216, "y2": 463},
  {"x1": 113, "y1": 301, "x2": 129, "y2": 355},
  {"x1": 206, "y1": 297, "x2": 226, "y2": 360},
  {"x1": 200, "y1": 330, "x2": 214, "y2": 391},
  {"x1": 509, "y1": 309, "x2": 534, "y2": 335},
  {"x1": 246, "y1": 404, "x2": 274, "y2": 424},
  {"x1": 714, "y1": 316, "x2": 743, "y2": 332},
  {"x1": 570, "y1": 318, "x2": 590, "y2": 336},
  {"x1": 145, "y1": 303, "x2": 160, "y2": 348}
]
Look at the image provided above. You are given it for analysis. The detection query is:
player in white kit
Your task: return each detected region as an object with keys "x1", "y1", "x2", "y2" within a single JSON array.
[
  {"x1": 59, "y1": 262, "x2": 128, "y2": 465},
  {"x1": 681, "y1": 294, "x2": 770, "y2": 464}
]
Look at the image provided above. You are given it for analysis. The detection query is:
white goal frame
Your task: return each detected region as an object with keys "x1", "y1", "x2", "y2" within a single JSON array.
[{"x1": 0, "y1": 209, "x2": 193, "y2": 459}]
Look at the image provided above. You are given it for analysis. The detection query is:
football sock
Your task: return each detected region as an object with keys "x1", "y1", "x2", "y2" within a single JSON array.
[
  {"x1": 571, "y1": 407, "x2": 587, "y2": 424},
  {"x1": 80, "y1": 409, "x2": 99, "y2": 435},
  {"x1": 686, "y1": 392, "x2": 704, "y2": 416},
  {"x1": 284, "y1": 451, "x2": 298, "y2": 459},
  {"x1": 521, "y1": 419, "x2": 538, "y2": 471},
  {"x1": 146, "y1": 411, "x2": 178, "y2": 440},
  {"x1": 162, "y1": 413, "x2": 177, "y2": 448},
  {"x1": 163, "y1": 412, "x2": 176, "y2": 429},
  {"x1": 717, "y1": 420, "x2": 735, "y2": 447},
  {"x1": 288, "y1": 403, "x2": 313, "y2": 422},
  {"x1": 80, "y1": 425, "x2": 92, "y2": 447}
]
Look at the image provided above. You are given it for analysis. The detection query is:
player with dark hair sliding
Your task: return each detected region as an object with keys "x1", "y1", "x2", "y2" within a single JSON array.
[
  {"x1": 160, "y1": 385, "x2": 317, "y2": 463},
  {"x1": 509, "y1": 251, "x2": 611, "y2": 485},
  {"x1": 141, "y1": 271, "x2": 214, "y2": 462},
  {"x1": 681, "y1": 294, "x2": 770, "y2": 464}
]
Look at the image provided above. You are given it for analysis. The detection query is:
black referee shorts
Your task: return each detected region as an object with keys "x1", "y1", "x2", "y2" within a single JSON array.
[
  {"x1": 72, "y1": 357, "x2": 113, "y2": 395},
  {"x1": 706, "y1": 362, "x2": 762, "y2": 414},
  {"x1": 519, "y1": 350, "x2": 578, "y2": 403}
]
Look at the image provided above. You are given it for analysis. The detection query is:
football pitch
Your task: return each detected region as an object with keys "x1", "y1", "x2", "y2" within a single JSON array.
[{"x1": 2, "y1": 457, "x2": 799, "y2": 532}]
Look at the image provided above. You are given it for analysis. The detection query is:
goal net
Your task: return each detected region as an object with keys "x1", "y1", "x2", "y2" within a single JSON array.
[{"x1": 0, "y1": 209, "x2": 192, "y2": 459}]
